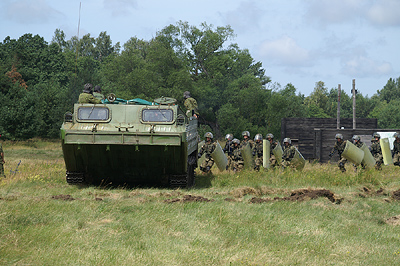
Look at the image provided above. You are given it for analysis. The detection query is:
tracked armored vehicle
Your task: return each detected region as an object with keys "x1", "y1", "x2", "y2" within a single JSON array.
[{"x1": 60, "y1": 96, "x2": 198, "y2": 187}]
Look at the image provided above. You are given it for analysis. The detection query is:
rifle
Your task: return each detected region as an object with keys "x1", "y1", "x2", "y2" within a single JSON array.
[{"x1": 10, "y1": 160, "x2": 21, "y2": 175}]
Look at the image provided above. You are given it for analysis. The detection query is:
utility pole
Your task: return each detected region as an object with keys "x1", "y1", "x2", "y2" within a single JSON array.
[
  {"x1": 352, "y1": 79, "x2": 356, "y2": 129},
  {"x1": 337, "y1": 84, "x2": 341, "y2": 129}
]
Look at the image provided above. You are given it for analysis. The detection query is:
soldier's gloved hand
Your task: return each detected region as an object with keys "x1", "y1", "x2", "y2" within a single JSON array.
[{"x1": 198, "y1": 153, "x2": 202, "y2": 158}]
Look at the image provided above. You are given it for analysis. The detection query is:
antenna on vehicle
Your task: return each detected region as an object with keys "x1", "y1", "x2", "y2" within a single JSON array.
[{"x1": 75, "y1": 2, "x2": 81, "y2": 76}]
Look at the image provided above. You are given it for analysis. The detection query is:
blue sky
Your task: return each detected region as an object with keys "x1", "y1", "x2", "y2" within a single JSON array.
[{"x1": 1, "y1": 0, "x2": 399, "y2": 97}]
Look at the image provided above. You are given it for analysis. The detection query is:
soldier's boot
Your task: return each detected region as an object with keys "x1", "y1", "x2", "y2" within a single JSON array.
[
  {"x1": 339, "y1": 162, "x2": 346, "y2": 173},
  {"x1": 375, "y1": 162, "x2": 382, "y2": 170},
  {"x1": 394, "y1": 162, "x2": 400, "y2": 167}
]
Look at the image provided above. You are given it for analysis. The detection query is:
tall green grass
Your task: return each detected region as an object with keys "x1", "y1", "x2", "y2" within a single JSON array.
[{"x1": 1, "y1": 140, "x2": 400, "y2": 265}]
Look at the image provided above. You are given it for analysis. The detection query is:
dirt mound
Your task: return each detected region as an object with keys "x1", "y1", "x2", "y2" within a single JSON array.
[
  {"x1": 249, "y1": 197, "x2": 273, "y2": 203},
  {"x1": 386, "y1": 215, "x2": 400, "y2": 225},
  {"x1": 358, "y1": 187, "x2": 387, "y2": 198},
  {"x1": 51, "y1": 194, "x2": 74, "y2": 201},
  {"x1": 250, "y1": 189, "x2": 342, "y2": 204},
  {"x1": 164, "y1": 194, "x2": 213, "y2": 203},
  {"x1": 391, "y1": 189, "x2": 400, "y2": 200}
]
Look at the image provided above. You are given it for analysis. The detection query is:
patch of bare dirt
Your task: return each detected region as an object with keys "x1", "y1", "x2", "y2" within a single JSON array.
[
  {"x1": 358, "y1": 187, "x2": 388, "y2": 198},
  {"x1": 386, "y1": 215, "x2": 400, "y2": 226},
  {"x1": 249, "y1": 197, "x2": 273, "y2": 203},
  {"x1": 51, "y1": 194, "x2": 74, "y2": 201},
  {"x1": 391, "y1": 189, "x2": 400, "y2": 201},
  {"x1": 164, "y1": 194, "x2": 213, "y2": 203},
  {"x1": 249, "y1": 189, "x2": 343, "y2": 204}
]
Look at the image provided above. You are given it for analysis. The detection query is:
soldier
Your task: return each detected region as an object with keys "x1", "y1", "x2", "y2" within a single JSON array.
[
  {"x1": 0, "y1": 133, "x2": 5, "y2": 178},
  {"x1": 393, "y1": 132, "x2": 400, "y2": 167},
  {"x1": 93, "y1": 85, "x2": 105, "y2": 101},
  {"x1": 252, "y1": 134, "x2": 263, "y2": 171},
  {"x1": 352, "y1": 135, "x2": 365, "y2": 169},
  {"x1": 223, "y1": 133, "x2": 234, "y2": 170},
  {"x1": 281, "y1": 138, "x2": 296, "y2": 169},
  {"x1": 78, "y1": 83, "x2": 101, "y2": 104},
  {"x1": 183, "y1": 91, "x2": 199, "y2": 118},
  {"x1": 198, "y1": 132, "x2": 216, "y2": 173},
  {"x1": 370, "y1": 132, "x2": 383, "y2": 170},
  {"x1": 266, "y1": 133, "x2": 279, "y2": 169},
  {"x1": 231, "y1": 138, "x2": 244, "y2": 172},
  {"x1": 240, "y1": 131, "x2": 254, "y2": 149},
  {"x1": 329, "y1": 133, "x2": 347, "y2": 172}
]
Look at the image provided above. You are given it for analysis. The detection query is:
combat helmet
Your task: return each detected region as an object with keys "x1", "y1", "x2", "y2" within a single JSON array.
[
  {"x1": 225, "y1": 133, "x2": 233, "y2": 141},
  {"x1": 373, "y1": 132, "x2": 380, "y2": 139},
  {"x1": 94, "y1": 85, "x2": 101, "y2": 93},
  {"x1": 232, "y1": 138, "x2": 240, "y2": 144},
  {"x1": 394, "y1": 132, "x2": 399, "y2": 139},
  {"x1": 83, "y1": 83, "x2": 93, "y2": 93},
  {"x1": 242, "y1": 131, "x2": 250, "y2": 138},
  {"x1": 352, "y1": 135, "x2": 360, "y2": 142},
  {"x1": 204, "y1": 132, "x2": 213, "y2": 139},
  {"x1": 283, "y1": 138, "x2": 291, "y2": 144},
  {"x1": 266, "y1": 133, "x2": 274, "y2": 140},
  {"x1": 183, "y1": 91, "x2": 191, "y2": 99},
  {"x1": 335, "y1": 133, "x2": 343, "y2": 140},
  {"x1": 254, "y1": 134, "x2": 263, "y2": 141}
]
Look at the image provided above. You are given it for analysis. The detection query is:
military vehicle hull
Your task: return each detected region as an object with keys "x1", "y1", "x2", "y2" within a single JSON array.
[{"x1": 61, "y1": 99, "x2": 198, "y2": 187}]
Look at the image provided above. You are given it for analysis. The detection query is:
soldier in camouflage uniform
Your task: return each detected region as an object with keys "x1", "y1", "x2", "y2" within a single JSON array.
[
  {"x1": 198, "y1": 132, "x2": 216, "y2": 173},
  {"x1": 0, "y1": 134, "x2": 5, "y2": 178},
  {"x1": 281, "y1": 138, "x2": 296, "y2": 169},
  {"x1": 329, "y1": 133, "x2": 347, "y2": 172},
  {"x1": 393, "y1": 132, "x2": 400, "y2": 167},
  {"x1": 266, "y1": 133, "x2": 279, "y2": 169},
  {"x1": 93, "y1": 85, "x2": 105, "y2": 101},
  {"x1": 183, "y1": 91, "x2": 199, "y2": 118},
  {"x1": 370, "y1": 132, "x2": 383, "y2": 170},
  {"x1": 231, "y1": 139, "x2": 244, "y2": 172},
  {"x1": 352, "y1": 135, "x2": 365, "y2": 169},
  {"x1": 240, "y1": 131, "x2": 254, "y2": 149},
  {"x1": 78, "y1": 83, "x2": 102, "y2": 104},
  {"x1": 223, "y1": 133, "x2": 234, "y2": 170},
  {"x1": 252, "y1": 134, "x2": 263, "y2": 171}
]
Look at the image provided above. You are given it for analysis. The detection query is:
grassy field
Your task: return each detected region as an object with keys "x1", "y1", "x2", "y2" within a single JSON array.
[{"x1": 1, "y1": 139, "x2": 400, "y2": 265}]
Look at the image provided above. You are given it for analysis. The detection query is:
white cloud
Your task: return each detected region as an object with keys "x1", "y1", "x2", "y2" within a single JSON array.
[
  {"x1": 258, "y1": 36, "x2": 311, "y2": 66},
  {"x1": 222, "y1": 1, "x2": 264, "y2": 33},
  {"x1": 367, "y1": 0, "x2": 400, "y2": 27},
  {"x1": 342, "y1": 55, "x2": 393, "y2": 77},
  {"x1": 4, "y1": 0, "x2": 62, "y2": 24},
  {"x1": 304, "y1": 0, "x2": 365, "y2": 26},
  {"x1": 305, "y1": 0, "x2": 400, "y2": 28},
  {"x1": 103, "y1": 0, "x2": 138, "y2": 16}
]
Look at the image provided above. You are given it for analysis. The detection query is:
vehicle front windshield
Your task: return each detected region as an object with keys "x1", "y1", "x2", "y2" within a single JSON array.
[
  {"x1": 78, "y1": 107, "x2": 109, "y2": 121},
  {"x1": 142, "y1": 109, "x2": 173, "y2": 122}
]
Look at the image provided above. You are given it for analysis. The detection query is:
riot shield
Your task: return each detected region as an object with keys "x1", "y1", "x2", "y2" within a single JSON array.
[{"x1": 211, "y1": 141, "x2": 228, "y2": 171}]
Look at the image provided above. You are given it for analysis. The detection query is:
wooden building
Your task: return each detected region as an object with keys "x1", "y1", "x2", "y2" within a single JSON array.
[{"x1": 281, "y1": 118, "x2": 399, "y2": 163}]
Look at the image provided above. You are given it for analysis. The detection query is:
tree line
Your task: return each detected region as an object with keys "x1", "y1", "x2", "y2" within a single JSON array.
[{"x1": 1, "y1": 21, "x2": 399, "y2": 140}]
